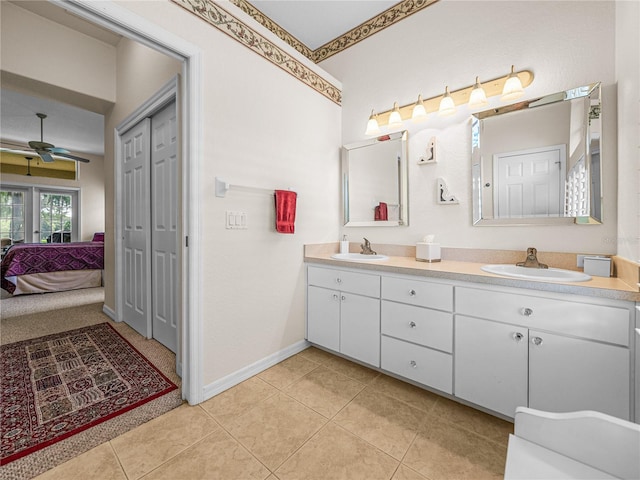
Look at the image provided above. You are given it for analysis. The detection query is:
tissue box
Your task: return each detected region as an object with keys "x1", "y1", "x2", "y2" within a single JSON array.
[
  {"x1": 416, "y1": 243, "x2": 441, "y2": 262},
  {"x1": 583, "y1": 256, "x2": 611, "y2": 277}
]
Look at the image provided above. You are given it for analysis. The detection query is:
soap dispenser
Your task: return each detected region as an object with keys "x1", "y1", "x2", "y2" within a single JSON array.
[
  {"x1": 416, "y1": 235, "x2": 441, "y2": 262},
  {"x1": 340, "y1": 235, "x2": 349, "y2": 254}
]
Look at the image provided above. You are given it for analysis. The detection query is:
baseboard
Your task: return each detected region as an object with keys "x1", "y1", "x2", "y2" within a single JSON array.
[
  {"x1": 202, "y1": 339, "x2": 310, "y2": 402},
  {"x1": 102, "y1": 304, "x2": 116, "y2": 320}
]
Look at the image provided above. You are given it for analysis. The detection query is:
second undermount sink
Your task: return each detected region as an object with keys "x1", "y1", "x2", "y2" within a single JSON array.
[
  {"x1": 331, "y1": 253, "x2": 389, "y2": 261},
  {"x1": 481, "y1": 264, "x2": 591, "y2": 282}
]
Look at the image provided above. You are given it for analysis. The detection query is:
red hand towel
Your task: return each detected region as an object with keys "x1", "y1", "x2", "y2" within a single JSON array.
[
  {"x1": 275, "y1": 190, "x2": 297, "y2": 234},
  {"x1": 374, "y1": 202, "x2": 388, "y2": 221}
]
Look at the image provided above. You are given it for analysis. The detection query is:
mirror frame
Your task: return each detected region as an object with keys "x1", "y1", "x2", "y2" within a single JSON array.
[
  {"x1": 341, "y1": 130, "x2": 409, "y2": 227},
  {"x1": 471, "y1": 82, "x2": 602, "y2": 226}
]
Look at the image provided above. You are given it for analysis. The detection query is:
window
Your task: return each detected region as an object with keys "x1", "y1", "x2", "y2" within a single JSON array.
[
  {"x1": 0, "y1": 185, "x2": 78, "y2": 244},
  {"x1": 0, "y1": 189, "x2": 26, "y2": 247},
  {"x1": 40, "y1": 192, "x2": 74, "y2": 243}
]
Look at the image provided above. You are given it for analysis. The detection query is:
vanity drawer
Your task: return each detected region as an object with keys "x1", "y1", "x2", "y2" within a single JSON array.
[
  {"x1": 455, "y1": 286, "x2": 631, "y2": 346},
  {"x1": 381, "y1": 301, "x2": 452, "y2": 352},
  {"x1": 381, "y1": 336, "x2": 452, "y2": 394},
  {"x1": 382, "y1": 276, "x2": 453, "y2": 311},
  {"x1": 308, "y1": 266, "x2": 380, "y2": 297}
]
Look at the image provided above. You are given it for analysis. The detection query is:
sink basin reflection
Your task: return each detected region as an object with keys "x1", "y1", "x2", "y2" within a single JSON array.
[
  {"x1": 331, "y1": 253, "x2": 389, "y2": 261},
  {"x1": 481, "y1": 264, "x2": 591, "y2": 282}
]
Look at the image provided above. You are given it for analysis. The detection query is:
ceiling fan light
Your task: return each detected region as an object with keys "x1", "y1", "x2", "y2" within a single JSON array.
[
  {"x1": 468, "y1": 76, "x2": 488, "y2": 109},
  {"x1": 501, "y1": 65, "x2": 525, "y2": 101},
  {"x1": 438, "y1": 86, "x2": 456, "y2": 117},
  {"x1": 411, "y1": 95, "x2": 428, "y2": 122},
  {"x1": 388, "y1": 102, "x2": 403, "y2": 128},
  {"x1": 365, "y1": 110, "x2": 381, "y2": 136}
]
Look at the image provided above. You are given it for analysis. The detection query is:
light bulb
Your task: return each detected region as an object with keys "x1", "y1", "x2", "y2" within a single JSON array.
[
  {"x1": 388, "y1": 102, "x2": 403, "y2": 128},
  {"x1": 468, "y1": 76, "x2": 488, "y2": 109},
  {"x1": 501, "y1": 65, "x2": 525, "y2": 101},
  {"x1": 365, "y1": 110, "x2": 381, "y2": 136},
  {"x1": 411, "y1": 94, "x2": 428, "y2": 122},
  {"x1": 438, "y1": 86, "x2": 456, "y2": 116}
]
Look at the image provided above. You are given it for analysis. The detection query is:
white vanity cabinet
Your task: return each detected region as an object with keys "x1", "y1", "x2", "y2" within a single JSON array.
[
  {"x1": 380, "y1": 276, "x2": 454, "y2": 394},
  {"x1": 455, "y1": 286, "x2": 633, "y2": 420},
  {"x1": 306, "y1": 266, "x2": 381, "y2": 367},
  {"x1": 305, "y1": 260, "x2": 636, "y2": 422}
]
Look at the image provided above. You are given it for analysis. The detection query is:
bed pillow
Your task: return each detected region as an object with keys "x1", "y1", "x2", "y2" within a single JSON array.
[{"x1": 92, "y1": 232, "x2": 105, "y2": 242}]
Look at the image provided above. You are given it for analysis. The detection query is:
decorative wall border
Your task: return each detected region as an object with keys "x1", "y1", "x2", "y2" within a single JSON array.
[
  {"x1": 313, "y1": 0, "x2": 439, "y2": 63},
  {"x1": 231, "y1": 0, "x2": 439, "y2": 64},
  {"x1": 230, "y1": 0, "x2": 314, "y2": 60},
  {"x1": 171, "y1": 0, "x2": 342, "y2": 105}
]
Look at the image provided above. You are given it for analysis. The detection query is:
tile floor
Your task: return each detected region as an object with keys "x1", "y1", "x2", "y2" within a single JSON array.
[{"x1": 34, "y1": 347, "x2": 513, "y2": 480}]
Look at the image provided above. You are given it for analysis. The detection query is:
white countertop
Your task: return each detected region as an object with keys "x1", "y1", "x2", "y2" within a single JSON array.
[{"x1": 304, "y1": 251, "x2": 640, "y2": 302}]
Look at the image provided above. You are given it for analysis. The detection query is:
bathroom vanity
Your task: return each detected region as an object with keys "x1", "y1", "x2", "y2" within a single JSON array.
[{"x1": 305, "y1": 250, "x2": 638, "y2": 423}]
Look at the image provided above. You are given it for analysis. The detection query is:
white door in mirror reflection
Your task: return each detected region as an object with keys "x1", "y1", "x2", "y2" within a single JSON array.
[{"x1": 493, "y1": 145, "x2": 566, "y2": 218}]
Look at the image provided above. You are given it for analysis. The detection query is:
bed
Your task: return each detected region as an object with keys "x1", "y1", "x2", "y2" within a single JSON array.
[{"x1": 1, "y1": 241, "x2": 104, "y2": 295}]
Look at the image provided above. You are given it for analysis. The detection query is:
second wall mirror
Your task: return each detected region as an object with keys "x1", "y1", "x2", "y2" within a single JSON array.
[{"x1": 341, "y1": 130, "x2": 408, "y2": 227}]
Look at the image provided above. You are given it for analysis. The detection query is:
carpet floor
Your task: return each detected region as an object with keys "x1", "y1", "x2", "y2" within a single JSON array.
[{"x1": 0, "y1": 300, "x2": 183, "y2": 480}]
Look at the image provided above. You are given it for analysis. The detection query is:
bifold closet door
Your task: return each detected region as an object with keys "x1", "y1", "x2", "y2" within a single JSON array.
[
  {"x1": 121, "y1": 118, "x2": 152, "y2": 338},
  {"x1": 150, "y1": 101, "x2": 178, "y2": 353}
]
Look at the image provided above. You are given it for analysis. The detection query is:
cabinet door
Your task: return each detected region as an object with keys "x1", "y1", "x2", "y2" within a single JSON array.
[
  {"x1": 455, "y1": 315, "x2": 528, "y2": 418},
  {"x1": 307, "y1": 286, "x2": 340, "y2": 352},
  {"x1": 341, "y1": 293, "x2": 380, "y2": 367},
  {"x1": 529, "y1": 330, "x2": 630, "y2": 420}
]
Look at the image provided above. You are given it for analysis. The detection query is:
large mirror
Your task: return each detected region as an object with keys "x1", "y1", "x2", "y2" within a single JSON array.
[
  {"x1": 471, "y1": 82, "x2": 602, "y2": 226},
  {"x1": 342, "y1": 130, "x2": 408, "y2": 226}
]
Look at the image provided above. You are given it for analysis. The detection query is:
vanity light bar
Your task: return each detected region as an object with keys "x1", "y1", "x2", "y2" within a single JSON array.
[{"x1": 372, "y1": 69, "x2": 534, "y2": 128}]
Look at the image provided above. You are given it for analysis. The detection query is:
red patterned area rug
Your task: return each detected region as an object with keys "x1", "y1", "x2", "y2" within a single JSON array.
[{"x1": 1, "y1": 322, "x2": 177, "y2": 465}]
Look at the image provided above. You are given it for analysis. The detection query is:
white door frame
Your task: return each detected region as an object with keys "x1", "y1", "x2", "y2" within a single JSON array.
[{"x1": 58, "y1": 0, "x2": 204, "y2": 405}]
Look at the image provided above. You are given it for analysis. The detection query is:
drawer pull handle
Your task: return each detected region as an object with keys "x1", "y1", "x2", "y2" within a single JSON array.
[
  {"x1": 531, "y1": 336, "x2": 543, "y2": 346},
  {"x1": 332, "y1": 294, "x2": 339, "y2": 301},
  {"x1": 336, "y1": 278, "x2": 342, "y2": 284},
  {"x1": 512, "y1": 332, "x2": 524, "y2": 342},
  {"x1": 409, "y1": 321, "x2": 417, "y2": 328},
  {"x1": 341, "y1": 295, "x2": 346, "y2": 301},
  {"x1": 521, "y1": 307, "x2": 533, "y2": 316},
  {"x1": 408, "y1": 289, "x2": 416, "y2": 296},
  {"x1": 410, "y1": 360, "x2": 417, "y2": 368}
]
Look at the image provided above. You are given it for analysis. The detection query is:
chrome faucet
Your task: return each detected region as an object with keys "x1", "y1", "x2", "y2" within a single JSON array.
[
  {"x1": 360, "y1": 238, "x2": 377, "y2": 255},
  {"x1": 516, "y1": 247, "x2": 548, "y2": 269}
]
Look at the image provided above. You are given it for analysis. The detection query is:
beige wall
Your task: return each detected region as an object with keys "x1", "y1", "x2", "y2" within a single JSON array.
[
  {"x1": 1, "y1": 152, "x2": 105, "y2": 241},
  {"x1": 615, "y1": 0, "x2": 640, "y2": 262},
  {"x1": 321, "y1": 0, "x2": 618, "y2": 255},
  {"x1": 0, "y1": 2, "x2": 116, "y2": 105}
]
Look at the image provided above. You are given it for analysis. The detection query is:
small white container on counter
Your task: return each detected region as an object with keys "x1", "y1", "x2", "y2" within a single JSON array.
[
  {"x1": 416, "y1": 235, "x2": 441, "y2": 262},
  {"x1": 583, "y1": 256, "x2": 611, "y2": 277}
]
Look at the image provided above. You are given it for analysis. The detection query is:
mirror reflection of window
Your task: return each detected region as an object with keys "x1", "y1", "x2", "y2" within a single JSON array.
[{"x1": 472, "y1": 82, "x2": 602, "y2": 226}]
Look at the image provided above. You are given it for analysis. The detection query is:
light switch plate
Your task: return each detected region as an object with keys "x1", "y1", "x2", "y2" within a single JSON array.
[{"x1": 226, "y1": 211, "x2": 247, "y2": 229}]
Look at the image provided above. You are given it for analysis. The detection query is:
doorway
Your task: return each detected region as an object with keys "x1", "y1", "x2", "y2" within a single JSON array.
[
  {"x1": 493, "y1": 144, "x2": 566, "y2": 218},
  {"x1": 56, "y1": 0, "x2": 203, "y2": 404}
]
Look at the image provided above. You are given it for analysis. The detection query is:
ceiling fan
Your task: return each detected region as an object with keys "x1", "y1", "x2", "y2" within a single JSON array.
[{"x1": 1, "y1": 113, "x2": 90, "y2": 163}]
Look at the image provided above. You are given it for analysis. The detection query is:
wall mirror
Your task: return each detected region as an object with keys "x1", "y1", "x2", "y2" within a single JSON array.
[
  {"x1": 341, "y1": 130, "x2": 408, "y2": 227},
  {"x1": 471, "y1": 82, "x2": 602, "y2": 226}
]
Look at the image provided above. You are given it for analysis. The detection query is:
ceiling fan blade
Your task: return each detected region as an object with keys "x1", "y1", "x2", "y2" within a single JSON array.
[
  {"x1": 48, "y1": 147, "x2": 70, "y2": 154},
  {"x1": 52, "y1": 151, "x2": 90, "y2": 163},
  {"x1": 36, "y1": 151, "x2": 55, "y2": 163}
]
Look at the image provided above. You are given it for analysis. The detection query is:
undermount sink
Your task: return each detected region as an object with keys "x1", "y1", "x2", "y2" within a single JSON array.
[
  {"x1": 481, "y1": 264, "x2": 591, "y2": 282},
  {"x1": 331, "y1": 253, "x2": 389, "y2": 261}
]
